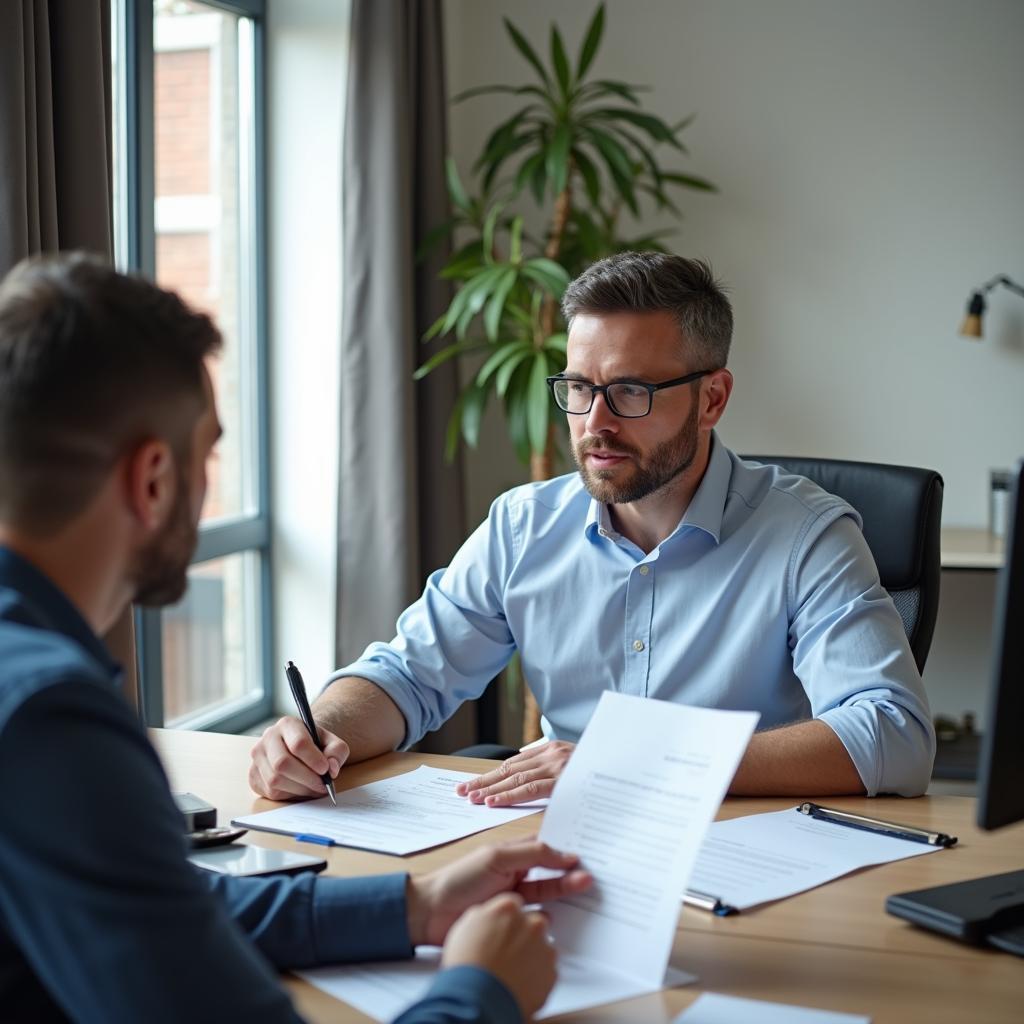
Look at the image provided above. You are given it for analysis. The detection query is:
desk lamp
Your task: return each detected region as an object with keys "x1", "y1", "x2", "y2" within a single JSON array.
[{"x1": 959, "y1": 275, "x2": 1024, "y2": 338}]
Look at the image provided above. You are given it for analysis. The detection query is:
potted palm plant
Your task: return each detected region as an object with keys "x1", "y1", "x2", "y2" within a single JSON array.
[
  {"x1": 418, "y1": 3, "x2": 715, "y2": 476},
  {"x1": 417, "y1": 3, "x2": 716, "y2": 738}
]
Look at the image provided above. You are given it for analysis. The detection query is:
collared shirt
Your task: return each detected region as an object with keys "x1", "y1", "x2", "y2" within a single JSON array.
[
  {"x1": 0, "y1": 547, "x2": 519, "y2": 1024},
  {"x1": 340, "y1": 435, "x2": 935, "y2": 797}
]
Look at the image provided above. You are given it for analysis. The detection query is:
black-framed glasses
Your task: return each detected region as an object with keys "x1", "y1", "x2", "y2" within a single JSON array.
[{"x1": 546, "y1": 369, "x2": 713, "y2": 418}]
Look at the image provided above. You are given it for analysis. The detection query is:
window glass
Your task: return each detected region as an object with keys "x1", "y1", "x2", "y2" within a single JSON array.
[
  {"x1": 153, "y1": 0, "x2": 258, "y2": 523},
  {"x1": 163, "y1": 552, "x2": 263, "y2": 726}
]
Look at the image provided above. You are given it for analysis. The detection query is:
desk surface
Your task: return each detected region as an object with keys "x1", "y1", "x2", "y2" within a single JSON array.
[
  {"x1": 154, "y1": 729, "x2": 1024, "y2": 1023},
  {"x1": 941, "y1": 527, "x2": 1005, "y2": 570}
]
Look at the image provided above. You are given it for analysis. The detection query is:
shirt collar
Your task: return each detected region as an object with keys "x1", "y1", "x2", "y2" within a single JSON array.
[
  {"x1": 582, "y1": 430, "x2": 731, "y2": 546},
  {"x1": 677, "y1": 431, "x2": 730, "y2": 544},
  {"x1": 0, "y1": 546, "x2": 122, "y2": 682},
  {"x1": 584, "y1": 496, "x2": 616, "y2": 540}
]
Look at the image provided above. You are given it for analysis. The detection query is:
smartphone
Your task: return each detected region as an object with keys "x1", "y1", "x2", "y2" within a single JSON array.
[
  {"x1": 189, "y1": 826, "x2": 248, "y2": 849},
  {"x1": 188, "y1": 843, "x2": 328, "y2": 878}
]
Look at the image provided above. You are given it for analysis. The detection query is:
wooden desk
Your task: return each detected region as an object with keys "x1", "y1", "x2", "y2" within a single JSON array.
[
  {"x1": 153, "y1": 729, "x2": 1024, "y2": 1023},
  {"x1": 941, "y1": 527, "x2": 1004, "y2": 570}
]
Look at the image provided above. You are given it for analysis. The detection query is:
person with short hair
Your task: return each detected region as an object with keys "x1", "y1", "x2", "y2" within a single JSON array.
[
  {"x1": 249, "y1": 251, "x2": 934, "y2": 809},
  {"x1": 0, "y1": 253, "x2": 589, "y2": 1024}
]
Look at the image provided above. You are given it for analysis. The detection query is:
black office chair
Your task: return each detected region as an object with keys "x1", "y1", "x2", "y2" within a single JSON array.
[{"x1": 743, "y1": 456, "x2": 944, "y2": 672}]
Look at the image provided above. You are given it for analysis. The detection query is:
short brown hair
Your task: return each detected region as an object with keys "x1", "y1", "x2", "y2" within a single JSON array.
[
  {"x1": 561, "y1": 251, "x2": 733, "y2": 368},
  {"x1": 0, "y1": 252, "x2": 222, "y2": 536}
]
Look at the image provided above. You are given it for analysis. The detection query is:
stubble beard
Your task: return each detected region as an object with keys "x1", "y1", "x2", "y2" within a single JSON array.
[
  {"x1": 572, "y1": 399, "x2": 701, "y2": 505},
  {"x1": 130, "y1": 470, "x2": 199, "y2": 607}
]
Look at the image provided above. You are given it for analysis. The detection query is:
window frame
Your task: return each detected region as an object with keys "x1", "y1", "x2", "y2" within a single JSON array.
[{"x1": 117, "y1": 0, "x2": 273, "y2": 733}]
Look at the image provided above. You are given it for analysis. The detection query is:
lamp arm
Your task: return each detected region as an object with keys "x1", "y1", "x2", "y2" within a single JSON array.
[{"x1": 979, "y1": 275, "x2": 1024, "y2": 299}]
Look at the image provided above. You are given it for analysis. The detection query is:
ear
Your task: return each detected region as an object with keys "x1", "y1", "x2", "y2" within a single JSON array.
[
  {"x1": 124, "y1": 439, "x2": 178, "y2": 532},
  {"x1": 699, "y1": 368, "x2": 734, "y2": 431}
]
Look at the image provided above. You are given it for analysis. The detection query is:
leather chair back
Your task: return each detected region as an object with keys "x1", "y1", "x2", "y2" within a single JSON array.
[{"x1": 743, "y1": 456, "x2": 943, "y2": 672}]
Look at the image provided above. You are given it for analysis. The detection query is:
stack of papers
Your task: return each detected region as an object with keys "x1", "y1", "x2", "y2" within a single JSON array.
[
  {"x1": 298, "y1": 692, "x2": 759, "y2": 1019},
  {"x1": 687, "y1": 808, "x2": 940, "y2": 912}
]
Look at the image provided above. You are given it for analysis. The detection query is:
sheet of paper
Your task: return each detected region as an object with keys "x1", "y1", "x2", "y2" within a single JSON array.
[
  {"x1": 300, "y1": 948, "x2": 696, "y2": 1022},
  {"x1": 675, "y1": 992, "x2": 870, "y2": 1023},
  {"x1": 298, "y1": 693, "x2": 758, "y2": 1020},
  {"x1": 232, "y1": 765, "x2": 544, "y2": 855},
  {"x1": 538, "y1": 693, "x2": 759, "y2": 986},
  {"x1": 687, "y1": 808, "x2": 940, "y2": 911}
]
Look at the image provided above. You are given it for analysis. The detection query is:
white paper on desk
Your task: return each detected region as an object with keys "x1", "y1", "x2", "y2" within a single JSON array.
[
  {"x1": 687, "y1": 808, "x2": 940, "y2": 911},
  {"x1": 675, "y1": 992, "x2": 870, "y2": 1024},
  {"x1": 298, "y1": 693, "x2": 757, "y2": 1020},
  {"x1": 300, "y1": 947, "x2": 696, "y2": 1022},
  {"x1": 232, "y1": 765, "x2": 544, "y2": 855}
]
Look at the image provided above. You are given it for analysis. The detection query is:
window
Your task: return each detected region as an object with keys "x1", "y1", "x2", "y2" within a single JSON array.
[{"x1": 113, "y1": 0, "x2": 271, "y2": 731}]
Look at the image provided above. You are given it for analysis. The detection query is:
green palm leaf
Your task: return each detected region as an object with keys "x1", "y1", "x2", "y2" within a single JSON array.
[
  {"x1": 576, "y1": 4, "x2": 605, "y2": 80},
  {"x1": 526, "y1": 352, "x2": 551, "y2": 454},
  {"x1": 496, "y1": 347, "x2": 534, "y2": 397},
  {"x1": 550, "y1": 25, "x2": 572, "y2": 98},
  {"x1": 460, "y1": 385, "x2": 489, "y2": 449},
  {"x1": 589, "y1": 107, "x2": 683, "y2": 149},
  {"x1": 546, "y1": 121, "x2": 572, "y2": 196},
  {"x1": 477, "y1": 340, "x2": 531, "y2": 386},
  {"x1": 584, "y1": 127, "x2": 638, "y2": 214},
  {"x1": 504, "y1": 17, "x2": 551, "y2": 88},
  {"x1": 662, "y1": 170, "x2": 718, "y2": 192},
  {"x1": 571, "y1": 147, "x2": 602, "y2": 206},
  {"x1": 483, "y1": 267, "x2": 518, "y2": 340}
]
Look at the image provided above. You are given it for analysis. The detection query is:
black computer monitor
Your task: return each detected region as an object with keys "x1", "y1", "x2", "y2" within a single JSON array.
[
  {"x1": 977, "y1": 457, "x2": 1024, "y2": 830},
  {"x1": 886, "y1": 458, "x2": 1024, "y2": 956}
]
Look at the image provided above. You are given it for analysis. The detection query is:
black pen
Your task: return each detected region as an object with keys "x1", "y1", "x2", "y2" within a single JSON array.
[
  {"x1": 683, "y1": 887, "x2": 739, "y2": 916},
  {"x1": 285, "y1": 661, "x2": 337, "y2": 806},
  {"x1": 797, "y1": 802, "x2": 957, "y2": 847}
]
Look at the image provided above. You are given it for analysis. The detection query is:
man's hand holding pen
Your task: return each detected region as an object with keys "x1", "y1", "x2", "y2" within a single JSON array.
[{"x1": 249, "y1": 715, "x2": 348, "y2": 801}]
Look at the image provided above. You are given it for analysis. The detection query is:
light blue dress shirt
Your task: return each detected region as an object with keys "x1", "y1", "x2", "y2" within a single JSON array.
[{"x1": 338, "y1": 435, "x2": 935, "y2": 797}]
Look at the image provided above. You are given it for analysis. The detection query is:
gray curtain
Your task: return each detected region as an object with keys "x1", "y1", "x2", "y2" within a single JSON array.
[
  {"x1": 0, "y1": 0, "x2": 139, "y2": 708},
  {"x1": 337, "y1": 0, "x2": 474, "y2": 749}
]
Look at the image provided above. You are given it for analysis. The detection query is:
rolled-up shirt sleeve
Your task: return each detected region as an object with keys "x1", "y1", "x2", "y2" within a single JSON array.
[
  {"x1": 330, "y1": 494, "x2": 518, "y2": 747},
  {"x1": 788, "y1": 512, "x2": 936, "y2": 796}
]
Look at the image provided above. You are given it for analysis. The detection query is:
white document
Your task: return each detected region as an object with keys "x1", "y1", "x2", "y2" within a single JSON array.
[
  {"x1": 300, "y1": 947, "x2": 696, "y2": 1022},
  {"x1": 232, "y1": 765, "x2": 544, "y2": 855},
  {"x1": 299, "y1": 693, "x2": 758, "y2": 1020},
  {"x1": 537, "y1": 693, "x2": 759, "y2": 988},
  {"x1": 675, "y1": 992, "x2": 870, "y2": 1024},
  {"x1": 687, "y1": 808, "x2": 940, "y2": 912}
]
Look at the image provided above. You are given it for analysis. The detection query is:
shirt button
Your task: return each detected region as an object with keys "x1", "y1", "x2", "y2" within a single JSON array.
[
  {"x1": 633, "y1": 639, "x2": 645, "y2": 652},
  {"x1": 639, "y1": 565, "x2": 650, "y2": 576},
  {"x1": 599, "y1": 529, "x2": 608, "y2": 538}
]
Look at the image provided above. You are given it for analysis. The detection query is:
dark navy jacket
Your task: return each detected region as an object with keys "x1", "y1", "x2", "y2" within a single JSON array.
[{"x1": 0, "y1": 547, "x2": 518, "y2": 1024}]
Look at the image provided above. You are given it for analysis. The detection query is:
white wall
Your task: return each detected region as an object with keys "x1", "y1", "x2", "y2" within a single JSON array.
[
  {"x1": 266, "y1": 0, "x2": 349, "y2": 711},
  {"x1": 444, "y1": 0, "x2": 1024, "y2": 525},
  {"x1": 443, "y1": 0, "x2": 1024, "y2": 726}
]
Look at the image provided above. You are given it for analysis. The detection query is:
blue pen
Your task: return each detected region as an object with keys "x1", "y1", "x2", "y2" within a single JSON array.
[{"x1": 295, "y1": 833, "x2": 336, "y2": 847}]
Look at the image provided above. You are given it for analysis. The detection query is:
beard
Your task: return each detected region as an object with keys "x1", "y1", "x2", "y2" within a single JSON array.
[
  {"x1": 572, "y1": 397, "x2": 700, "y2": 505},
  {"x1": 130, "y1": 470, "x2": 199, "y2": 607}
]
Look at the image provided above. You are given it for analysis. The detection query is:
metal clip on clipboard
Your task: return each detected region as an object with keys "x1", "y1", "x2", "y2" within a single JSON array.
[{"x1": 796, "y1": 801, "x2": 958, "y2": 848}]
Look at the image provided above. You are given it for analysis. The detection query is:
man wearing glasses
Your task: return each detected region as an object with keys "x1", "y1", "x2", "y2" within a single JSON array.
[{"x1": 250, "y1": 252, "x2": 934, "y2": 806}]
